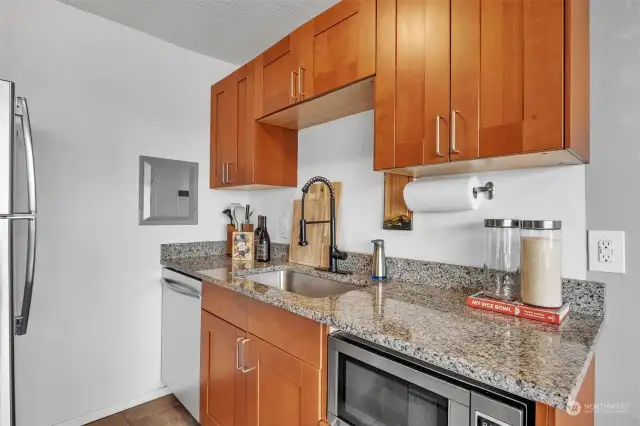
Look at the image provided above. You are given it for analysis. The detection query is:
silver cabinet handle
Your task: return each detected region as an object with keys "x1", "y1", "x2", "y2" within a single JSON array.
[
  {"x1": 298, "y1": 67, "x2": 306, "y2": 99},
  {"x1": 290, "y1": 71, "x2": 299, "y2": 102},
  {"x1": 240, "y1": 338, "x2": 255, "y2": 373},
  {"x1": 15, "y1": 97, "x2": 36, "y2": 214},
  {"x1": 236, "y1": 337, "x2": 244, "y2": 371},
  {"x1": 451, "y1": 110, "x2": 460, "y2": 154},
  {"x1": 436, "y1": 115, "x2": 444, "y2": 158},
  {"x1": 161, "y1": 278, "x2": 201, "y2": 299},
  {"x1": 221, "y1": 162, "x2": 226, "y2": 184},
  {"x1": 225, "y1": 162, "x2": 233, "y2": 183}
]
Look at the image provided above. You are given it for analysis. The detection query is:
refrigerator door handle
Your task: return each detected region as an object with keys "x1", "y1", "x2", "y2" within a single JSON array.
[
  {"x1": 0, "y1": 214, "x2": 36, "y2": 335},
  {"x1": 12, "y1": 97, "x2": 37, "y2": 336},
  {"x1": 15, "y1": 97, "x2": 36, "y2": 214},
  {"x1": 15, "y1": 216, "x2": 36, "y2": 335}
]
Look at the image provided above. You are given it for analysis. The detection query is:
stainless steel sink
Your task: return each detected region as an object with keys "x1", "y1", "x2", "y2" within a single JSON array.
[{"x1": 244, "y1": 270, "x2": 361, "y2": 298}]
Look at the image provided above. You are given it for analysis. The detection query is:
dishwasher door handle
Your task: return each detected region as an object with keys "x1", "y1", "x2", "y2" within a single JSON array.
[{"x1": 162, "y1": 278, "x2": 201, "y2": 299}]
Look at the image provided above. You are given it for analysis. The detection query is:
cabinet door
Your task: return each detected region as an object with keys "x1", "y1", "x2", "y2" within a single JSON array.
[
  {"x1": 200, "y1": 311, "x2": 246, "y2": 426},
  {"x1": 259, "y1": 36, "x2": 298, "y2": 117},
  {"x1": 375, "y1": 0, "x2": 451, "y2": 170},
  {"x1": 231, "y1": 62, "x2": 255, "y2": 186},
  {"x1": 451, "y1": 0, "x2": 565, "y2": 161},
  {"x1": 310, "y1": 0, "x2": 375, "y2": 97},
  {"x1": 246, "y1": 335, "x2": 322, "y2": 426},
  {"x1": 210, "y1": 78, "x2": 233, "y2": 188}
]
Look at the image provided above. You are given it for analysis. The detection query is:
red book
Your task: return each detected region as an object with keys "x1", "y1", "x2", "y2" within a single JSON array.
[{"x1": 466, "y1": 291, "x2": 571, "y2": 325}]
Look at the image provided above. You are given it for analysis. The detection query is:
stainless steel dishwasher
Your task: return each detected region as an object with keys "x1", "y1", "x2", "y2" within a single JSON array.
[{"x1": 161, "y1": 268, "x2": 202, "y2": 421}]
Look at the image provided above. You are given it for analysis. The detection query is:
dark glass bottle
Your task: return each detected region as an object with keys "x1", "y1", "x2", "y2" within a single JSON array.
[
  {"x1": 254, "y1": 215, "x2": 264, "y2": 254},
  {"x1": 256, "y1": 216, "x2": 271, "y2": 262}
]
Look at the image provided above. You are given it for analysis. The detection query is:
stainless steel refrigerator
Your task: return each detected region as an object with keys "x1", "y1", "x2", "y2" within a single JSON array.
[{"x1": 0, "y1": 79, "x2": 37, "y2": 426}]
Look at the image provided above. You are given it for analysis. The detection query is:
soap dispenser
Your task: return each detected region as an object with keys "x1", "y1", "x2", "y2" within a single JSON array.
[{"x1": 371, "y1": 239, "x2": 387, "y2": 280}]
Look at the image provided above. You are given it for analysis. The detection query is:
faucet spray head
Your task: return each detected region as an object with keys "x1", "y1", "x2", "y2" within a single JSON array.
[{"x1": 298, "y1": 219, "x2": 309, "y2": 246}]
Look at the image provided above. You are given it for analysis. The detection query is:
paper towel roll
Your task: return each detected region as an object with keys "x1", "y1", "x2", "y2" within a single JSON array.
[{"x1": 403, "y1": 176, "x2": 482, "y2": 212}]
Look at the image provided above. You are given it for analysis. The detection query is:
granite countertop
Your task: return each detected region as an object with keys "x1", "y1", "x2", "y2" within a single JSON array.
[{"x1": 161, "y1": 255, "x2": 603, "y2": 411}]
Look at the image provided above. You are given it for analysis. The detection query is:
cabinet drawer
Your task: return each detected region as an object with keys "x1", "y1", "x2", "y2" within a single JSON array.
[
  {"x1": 246, "y1": 297, "x2": 327, "y2": 369},
  {"x1": 202, "y1": 282, "x2": 247, "y2": 331}
]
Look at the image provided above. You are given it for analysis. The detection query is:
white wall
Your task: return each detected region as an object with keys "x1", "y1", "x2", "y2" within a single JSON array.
[
  {"x1": 1, "y1": 1, "x2": 246, "y2": 425},
  {"x1": 251, "y1": 111, "x2": 587, "y2": 279},
  {"x1": 589, "y1": 1, "x2": 640, "y2": 425}
]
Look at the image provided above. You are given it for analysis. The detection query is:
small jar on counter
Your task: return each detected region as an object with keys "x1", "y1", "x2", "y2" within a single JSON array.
[
  {"x1": 520, "y1": 220, "x2": 563, "y2": 308},
  {"x1": 483, "y1": 219, "x2": 521, "y2": 301}
]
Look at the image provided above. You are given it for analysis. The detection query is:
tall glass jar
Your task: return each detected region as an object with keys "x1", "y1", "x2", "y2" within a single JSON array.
[
  {"x1": 484, "y1": 219, "x2": 521, "y2": 301},
  {"x1": 520, "y1": 220, "x2": 563, "y2": 308}
]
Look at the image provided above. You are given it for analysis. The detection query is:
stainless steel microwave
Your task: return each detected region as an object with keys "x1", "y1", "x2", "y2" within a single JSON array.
[{"x1": 327, "y1": 333, "x2": 533, "y2": 426}]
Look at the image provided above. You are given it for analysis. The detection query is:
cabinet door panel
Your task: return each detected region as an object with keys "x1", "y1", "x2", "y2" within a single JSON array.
[
  {"x1": 261, "y1": 36, "x2": 296, "y2": 116},
  {"x1": 397, "y1": 0, "x2": 450, "y2": 167},
  {"x1": 246, "y1": 336, "x2": 321, "y2": 426},
  {"x1": 521, "y1": 0, "x2": 564, "y2": 153},
  {"x1": 210, "y1": 80, "x2": 234, "y2": 188},
  {"x1": 200, "y1": 312, "x2": 246, "y2": 426},
  {"x1": 375, "y1": 0, "x2": 450, "y2": 169},
  {"x1": 312, "y1": 0, "x2": 375, "y2": 96},
  {"x1": 231, "y1": 63, "x2": 255, "y2": 186},
  {"x1": 451, "y1": 0, "x2": 480, "y2": 161},
  {"x1": 454, "y1": 0, "x2": 564, "y2": 160}
]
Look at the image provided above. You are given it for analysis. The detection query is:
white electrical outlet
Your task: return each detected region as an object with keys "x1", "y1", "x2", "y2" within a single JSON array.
[
  {"x1": 589, "y1": 231, "x2": 626, "y2": 273},
  {"x1": 598, "y1": 240, "x2": 614, "y2": 263}
]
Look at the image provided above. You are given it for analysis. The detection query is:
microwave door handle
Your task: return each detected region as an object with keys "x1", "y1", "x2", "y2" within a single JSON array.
[
  {"x1": 15, "y1": 97, "x2": 36, "y2": 214},
  {"x1": 15, "y1": 217, "x2": 36, "y2": 335}
]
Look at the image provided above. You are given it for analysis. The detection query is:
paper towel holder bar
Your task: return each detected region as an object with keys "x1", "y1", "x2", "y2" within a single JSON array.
[{"x1": 473, "y1": 182, "x2": 495, "y2": 200}]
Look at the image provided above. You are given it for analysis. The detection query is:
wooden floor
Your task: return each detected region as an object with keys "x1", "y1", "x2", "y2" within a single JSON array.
[{"x1": 87, "y1": 394, "x2": 198, "y2": 426}]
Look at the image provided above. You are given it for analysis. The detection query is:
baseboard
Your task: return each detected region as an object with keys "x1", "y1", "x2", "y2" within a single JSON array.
[{"x1": 53, "y1": 386, "x2": 172, "y2": 426}]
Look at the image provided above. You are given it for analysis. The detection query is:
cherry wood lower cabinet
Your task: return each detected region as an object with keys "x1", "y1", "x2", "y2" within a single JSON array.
[
  {"x1": 201, "y1": 283, "x2": 328, "y2": 426},
  {"x1": 245, "y1": 335, "x2": 322, "y2": 426},
  {"x1": 200, "y1": 311, "x2": 247, "y2": 426},
  {"x1": 535, "y1": 359, "x2": 595, "y2": 426}
]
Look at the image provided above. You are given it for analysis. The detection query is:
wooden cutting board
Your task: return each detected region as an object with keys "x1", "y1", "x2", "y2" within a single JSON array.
[{"x1": 289, "y1": 182, "x2": 342, "y2": 269}]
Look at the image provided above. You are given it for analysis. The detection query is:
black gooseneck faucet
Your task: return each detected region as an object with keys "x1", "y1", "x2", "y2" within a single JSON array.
[{"x1": 298, "y1": 176, "x2": 352, "y2": 275}]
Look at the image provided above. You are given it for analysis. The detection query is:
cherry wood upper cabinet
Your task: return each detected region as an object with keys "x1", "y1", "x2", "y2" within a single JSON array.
[
  {"x1": 256, "y1": 0, "x2": 376, "y2": 130},
  {"x1": 256, "y1": 36, "x2": 297, "y2": 118},
  {"x1": 210, "y1": 59, "x2": 298, "y2": 190},
  {"x1": 451, "y1": 0, "x2": 566, "y2": 161},
  {"x1": 375, "y1": 0, "x2": 589, "y2": 176},
  {"x1": 210, "y1": 76, "x2": 234, "y2": 188},
  {"x1": 310, "y1": 0, "x2": 376, "y2": 97},
  {"x1": 375, "y1": 0, "x2": 451, "y2": 170},
  {"x1": 245, "y1": 335, "x2": 322, "y2": 426},
  {"x1": 200, "y1": 311, "x2": 247, "y2": 426}
]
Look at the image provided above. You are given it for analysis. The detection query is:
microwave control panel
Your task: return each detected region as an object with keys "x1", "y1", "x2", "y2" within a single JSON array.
[{"x1": 477, "y1": 412, "x2": 513, "y2": 426}]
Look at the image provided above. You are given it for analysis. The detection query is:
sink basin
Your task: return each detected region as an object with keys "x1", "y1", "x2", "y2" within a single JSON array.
[{"x1": 243, "y1": 270, "x2": 361, "y2": 298}]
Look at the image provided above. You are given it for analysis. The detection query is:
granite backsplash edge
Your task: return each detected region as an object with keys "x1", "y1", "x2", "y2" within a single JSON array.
[{"x1": 161, "y1": 241, "x2": 605, "y2": 316}]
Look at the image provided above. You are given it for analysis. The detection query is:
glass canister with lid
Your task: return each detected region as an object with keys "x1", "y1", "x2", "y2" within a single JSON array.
[
  {"x1": 520, "y1": 220, "x2": 563, "y2": 308},
  {"x1": 483, "y1": 219, "x2": 521, "y2": 301}
]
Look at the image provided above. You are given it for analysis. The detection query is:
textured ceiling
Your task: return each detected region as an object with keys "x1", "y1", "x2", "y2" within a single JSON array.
[{"x1": 57, "y1": 0, "x2": 341, "y2": 65}]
